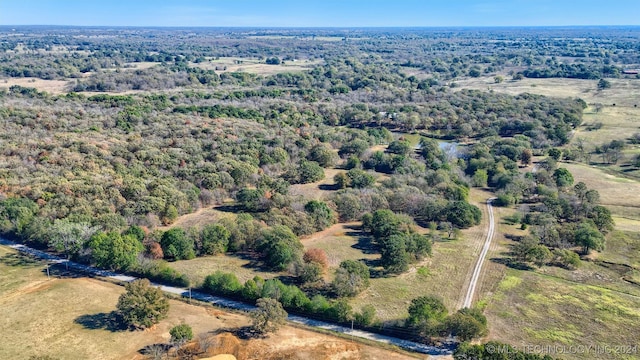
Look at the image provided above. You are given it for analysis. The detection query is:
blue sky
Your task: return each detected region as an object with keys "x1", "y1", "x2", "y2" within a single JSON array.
[{"x1": 1, "y1": 0, "x2": 639, "y2": 27}]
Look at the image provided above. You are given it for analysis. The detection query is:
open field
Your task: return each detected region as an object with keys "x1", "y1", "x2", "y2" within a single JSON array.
[
  {"x1": 191, "y1": 57, "x2": 323, "y2": 75},
  {"x1": 301, "y1": 222, "x2": 379, "y2": 269},
  {"x1": 157, "y1": 206, "x2": 235, "y2": 232},
  {"x1": 0, "y1": 77, "x2": 69, "y2": 94},
  {"x1": 0, "y1": 245, "x2": 423, "y2": 360},
  {"x1": 289, "y1": 168, "x2": 347, "y2": 200},
  {"x1": 485, "y1": 269, "x2": 640, "y2": 360},
  {"x1": 577, "y1": 106, "x2": 640, "y2": 146},
  {"x1": 171, "y1": 254, "x2": 282, "y2": 286},
  {"x1": 560, "y1": 163, "x2": 640, "y2": 219},
  {"x1": 455, "y1": 76, "x2": 640, "y2": 106}
]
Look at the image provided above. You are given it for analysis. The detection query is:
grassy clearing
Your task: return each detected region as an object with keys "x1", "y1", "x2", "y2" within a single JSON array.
[
  {"x1": 0, "y1": 77, "x2": 69, "y2": 94},
  {"x1": 599, "y1": 230, "x2": 640, "y2": 269},
  {"x1": 289, "y1": 168, "x2": 346, "y2": 201},
  {"x1": 158, "y1": 206, "x2": 234, "y2": 231},
  {"x1": 456, "y1": 76, "x2": 640, "y2": 106},
  {"x1": 577, "y1": 106, "x2": 640, "y2": 146},
  {"x1": 170, "y1": 254, "x2": 282, "y2": 286},
  {"x1": 301, "y1": 222, "x2": 379, "y2": 268},
  {"x1": 561, "y1": 163, "x2": 640, "y2": 218},
  {"x1": 485, "y1": 269, "x2": 640, "y2": 360},
  {"x1": 190, "y1": 57, "x2": 323, "y2": 75}
]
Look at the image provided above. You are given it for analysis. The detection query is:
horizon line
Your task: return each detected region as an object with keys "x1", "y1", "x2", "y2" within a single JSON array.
[{"x1": 2, "y1": 24, "x2": 640, "y2": 29}]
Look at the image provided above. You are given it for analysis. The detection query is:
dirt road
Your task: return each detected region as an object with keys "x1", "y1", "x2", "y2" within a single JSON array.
[{"x1": 462, "y1": 198, "x2": 496, "y2": 308}]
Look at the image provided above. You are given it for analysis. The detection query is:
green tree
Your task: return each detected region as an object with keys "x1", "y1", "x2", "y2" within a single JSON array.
[
  {"x1": 346, "y1": 168, "x2": 375, "y2": 188},
  {"x1": 333, "y1": 172, "x2": 349, "y2": 189},
  {"x1": 298, "y1": 160, "x2": 325, "y2": 184},
  {"x1": 552, "y1": 249, "x2": 581, "y2": 269},
  {"x1": 122, "y1": 225, "x2": 146, "y2": 242},
  {"x1": 116, "y1": 279, "x2": 169, "y2": 329},
  {"x1": 367, "y1": 209, "x2": 402, "y2": 240},
  {"x1": 251, "y1": 298, "x2": 288, "y2": 335},
  {"x1": 162, "y1": 205, "x2": 179, "y2": 225},
  {"x1": 387, "y1": 140, "x2": 412, "y2": 155},
  {"x1": 257, "y1": 225, "x2": 303, "y2": 270},
  {"x1": 472, "y1": 169, "x2": 488, "y2": 187},
  {"x1": 332, "y1": 260, "x2": 370, "y2": 297},
  {"x1": 574, "y1": 221, "x2": 605, "y2": 254},
  {"x1": 407, "y1": 296, "x2": 448, "y2": 337},
  {"x1": 445, "y1": 201, "x2": 482, "y2": 228},
  {"x1": 236, "y1": 188, "x2": 265, "y2": 212},
  {"x1": 307, "y1": 144, "x2": 337, "y2": 167},
  {"x1": 589, "y1": 205, "x2": 614, "y2": 234},
  {"x1": 404, "y1": 232, "x2": 432, "y2": 260},
  {"x1": 89, "y1": 232, "x2": 143, "y2": 271},
  {"x1": 169, "y1": 323, "x2": 193, "y2": 346},
  {"x1": 298, "y1": 262, "x2": 323, "y2": 284},
  {"x1": 379, "y1": 234, "x2": 410, "y2": 273},
  {"x1": 597, "y1": 78, "x2": 611, "y2": 90},
  {"x1": 445, "y1": 310, "x2": 487, "y2": 341},
  {"x1": 0, "y1": 197, "x2": 38, "y2": 234},
  {"x1": 304, "y1": 200, "x2": 336, "y2": 231},
  {"x1": 547, "y1": 148, "x2": 562, "y2": 161},
  {"x1": 242, "y1": 276, "x2": 265, "y2": 301},
  {"x1": 520, "y1": 148, "x2": 533, "y2": 166},
  {"x1": 200, "y1": 224, "x2": 230, "y2": 255},
  {"x1": 160, "y1": 228, "x2": 195, "y2": 260},
  {"x1": 553, "y1": 168, "x2": 574, "y2": 188}
]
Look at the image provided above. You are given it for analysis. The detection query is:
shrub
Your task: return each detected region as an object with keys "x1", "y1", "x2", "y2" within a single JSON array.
[
  {"x1": 332, "y1": 260, "x2": 370, "y2": 297},
  {"x1": 203, "y1": 271, "x2": 242, "y2": 296},
  {"x1": 169, "y1": 323, "x2": 193, "y2": 346}
]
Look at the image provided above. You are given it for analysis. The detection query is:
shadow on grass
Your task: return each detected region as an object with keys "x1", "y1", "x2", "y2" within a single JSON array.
[
  {"x1": 489, "y1": 256, "x2": 534, "y2": 271},
  {"x1": 74, "y1": 311, "x2": 127, "y2": 332},
  {"x1": 0, "y1": 252, "x2": 43, "y2": 268},
  {"x1": 350, "y1": 232, "x2": 379, "y2": 255},
  {"x1": 318, "y1": 183, "x2": 340, "y2": 191},
  {"x1": 209, "y1": 325, "x2": 261, "y2": 340},
  {"x1": 43, "y1": 264, "x2": 87, "y2": 279}
]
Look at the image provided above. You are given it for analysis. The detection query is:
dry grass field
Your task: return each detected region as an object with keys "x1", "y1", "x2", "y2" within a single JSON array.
[
  {"x1": 157, "y1": 207, "x2": 235, "y2": 232},
  {"x1": 190, "y1": 57, "x2": 323, "y2": 76},
  {"x1": 170, "y1": 254, "x2": 282, "y2": 286},
  {"x1": 0, "y1": 245, "x2": 423, "y2": 360},
  {"x1": 0, "y1": 77, "x2": 69, "y2": 94},
  {"x1": 561, "y1": 163, "x2": 640, "y2": 219}
]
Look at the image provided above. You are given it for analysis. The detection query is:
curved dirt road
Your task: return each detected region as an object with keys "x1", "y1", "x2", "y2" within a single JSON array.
[{"x1": 462, "y1": 198, "x2": 496, "y2": 309}]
